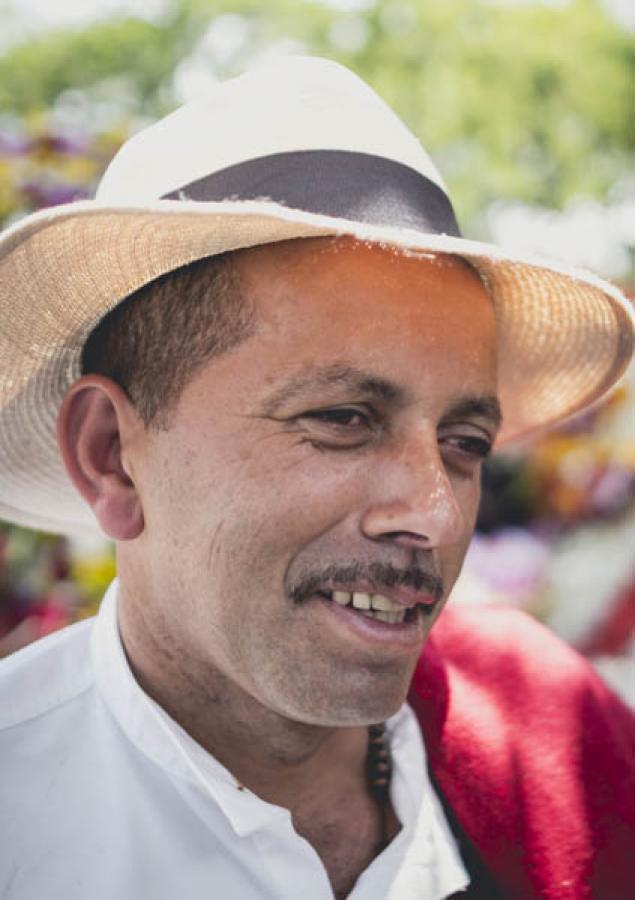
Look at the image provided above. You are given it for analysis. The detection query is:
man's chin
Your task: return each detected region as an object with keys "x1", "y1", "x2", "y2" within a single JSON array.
[{"x1": 279, "y1": 672, "x2": 416, "y2": 728}]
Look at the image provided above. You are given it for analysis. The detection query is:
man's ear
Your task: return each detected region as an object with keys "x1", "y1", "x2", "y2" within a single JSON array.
[{"x1": 57, "y1": 375, "x2": 145, "y2": 541}]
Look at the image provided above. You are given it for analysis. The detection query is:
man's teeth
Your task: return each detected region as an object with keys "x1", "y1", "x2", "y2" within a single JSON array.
[{"x1": 330, "y1": 590, "x2": 407, "y2": 624}]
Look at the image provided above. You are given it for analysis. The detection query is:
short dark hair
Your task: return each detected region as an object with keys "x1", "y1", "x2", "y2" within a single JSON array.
[{"x1": 81, "y1": 252, "x2": 255, "y2": 428}]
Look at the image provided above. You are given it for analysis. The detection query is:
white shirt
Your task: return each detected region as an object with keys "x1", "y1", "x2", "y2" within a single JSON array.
[{"x1": 0, "y1": 580, "x2": 468, "y2": 899}]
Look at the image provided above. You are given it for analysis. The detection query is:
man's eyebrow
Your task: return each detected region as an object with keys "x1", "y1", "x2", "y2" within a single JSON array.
[
  {"x1": 260, "y1": 364, "x2": 403, "y2": 414},
  {"x1": 260, "y1": 366, "x2": 502, "y2": 429},
  {"x1": 442, "y1": 394, "x2": 503, "y2": 430}
]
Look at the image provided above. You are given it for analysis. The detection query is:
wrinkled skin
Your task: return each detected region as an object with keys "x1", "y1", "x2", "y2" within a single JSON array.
[{"x1": 115, "y1": 237, "x2": 500, "y2": 730}]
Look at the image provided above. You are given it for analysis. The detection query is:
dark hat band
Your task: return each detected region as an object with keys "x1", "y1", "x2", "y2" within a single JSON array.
[{"x1": 161, "y1": 149, "x2": 461, "y2": 237}]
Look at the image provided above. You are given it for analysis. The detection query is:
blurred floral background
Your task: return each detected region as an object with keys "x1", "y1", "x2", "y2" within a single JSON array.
[{"x1": 0, "y1": 0, "x2": 633, "y2": 702}]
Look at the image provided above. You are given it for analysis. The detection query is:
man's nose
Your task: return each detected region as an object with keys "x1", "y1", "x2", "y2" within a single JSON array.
[{"x1": 359, "y1": 430, "x2": 466, "y2": 551}]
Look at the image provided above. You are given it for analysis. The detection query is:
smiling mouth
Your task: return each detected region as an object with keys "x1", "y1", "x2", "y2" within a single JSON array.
[{"x1": 314, "y1": 589, "x2": 434, "y2": 624}]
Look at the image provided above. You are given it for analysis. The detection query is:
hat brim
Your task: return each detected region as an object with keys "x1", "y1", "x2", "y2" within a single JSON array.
[{"x1": 0, "y1": 198, "x2": 633, "y2": 536}]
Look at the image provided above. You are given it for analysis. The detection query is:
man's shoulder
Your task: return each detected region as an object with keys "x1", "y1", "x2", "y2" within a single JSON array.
[{"x1": 0, "y1": 616, "x2": 96, "y2": 734}]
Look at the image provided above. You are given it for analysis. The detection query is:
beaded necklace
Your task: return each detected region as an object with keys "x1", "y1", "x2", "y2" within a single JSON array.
[
  {"x1": 366, "y1": 722, "x2": 393, "y2": 852},
  {"x1": 234, "y1": 721, "x2": 394, "y2": 852}
]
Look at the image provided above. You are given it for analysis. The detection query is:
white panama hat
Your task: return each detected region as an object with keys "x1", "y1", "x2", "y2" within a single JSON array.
[{"x1": 0, "y1": 56, "x2": 633, "y2": 536}]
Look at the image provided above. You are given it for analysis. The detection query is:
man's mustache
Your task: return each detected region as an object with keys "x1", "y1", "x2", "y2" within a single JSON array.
[{"x1": 289, "y1": 561, "x2": 444, "y2": 604}]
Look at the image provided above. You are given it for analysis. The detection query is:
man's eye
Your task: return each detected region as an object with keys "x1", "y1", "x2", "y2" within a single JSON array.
[
  {"x1": 441, "y1": 434, "x2": 493, "y2": 459},
  {"x1": 302, "y1": 407, "x2": 370, "y2": 428}
]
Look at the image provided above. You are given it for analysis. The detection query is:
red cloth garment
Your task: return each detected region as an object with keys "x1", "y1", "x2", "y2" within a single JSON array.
[{"x1": 408, "y1": 605, "x2": 635, "y2": 900}]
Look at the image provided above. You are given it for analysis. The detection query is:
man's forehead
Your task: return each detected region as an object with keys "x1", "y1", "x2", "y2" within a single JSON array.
[
  {"x1": 235, "y1": 235, "x2": 484, "y2": 280},
  {"x1": 226, "y1": 238, "x2": 499, "y2": 408},
  {"x1": 233, "y1": 237, "x2": 493, "y2": 336}
]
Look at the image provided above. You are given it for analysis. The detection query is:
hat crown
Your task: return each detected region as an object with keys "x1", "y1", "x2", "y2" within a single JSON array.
[{"x1": 96, "y1": 56, "x2": 446, "y2": 204}]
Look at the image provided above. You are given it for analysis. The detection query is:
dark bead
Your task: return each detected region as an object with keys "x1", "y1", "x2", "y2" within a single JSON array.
[{"x1": 366, "y1": 721, "x2": 392, "y2": 846}]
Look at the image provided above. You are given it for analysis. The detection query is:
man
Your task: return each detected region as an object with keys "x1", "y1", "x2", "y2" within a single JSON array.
[{"x1": 0, "y1": 57, "x2": 633, "y2": 899}]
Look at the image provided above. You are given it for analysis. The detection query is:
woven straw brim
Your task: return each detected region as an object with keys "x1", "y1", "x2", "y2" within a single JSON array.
[{"x1": 0, "y1": 199, "x2": 633, "y2": 536}]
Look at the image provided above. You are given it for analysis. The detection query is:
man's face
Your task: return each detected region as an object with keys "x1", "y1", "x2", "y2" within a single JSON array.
[{"x1": 125, "y1": 238, "x2": 499, "y2": 726}]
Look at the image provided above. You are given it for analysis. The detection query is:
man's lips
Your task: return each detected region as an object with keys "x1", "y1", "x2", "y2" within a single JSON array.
[
  {"x1": 303, "y1": 582, "x2": 442, "y2": 630},
  {"x1": 309, "y1": 590, "x2": 435, "y2": 648},
  {"x1": 289, "y1": 562, "x2": 443, "y2": 607},
  {"x1": 289, "y1": 564, "x2": 444, "y2": 630},
  {"x1": 312, "y1": 582, "x2": 439, "y2": 610}
]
